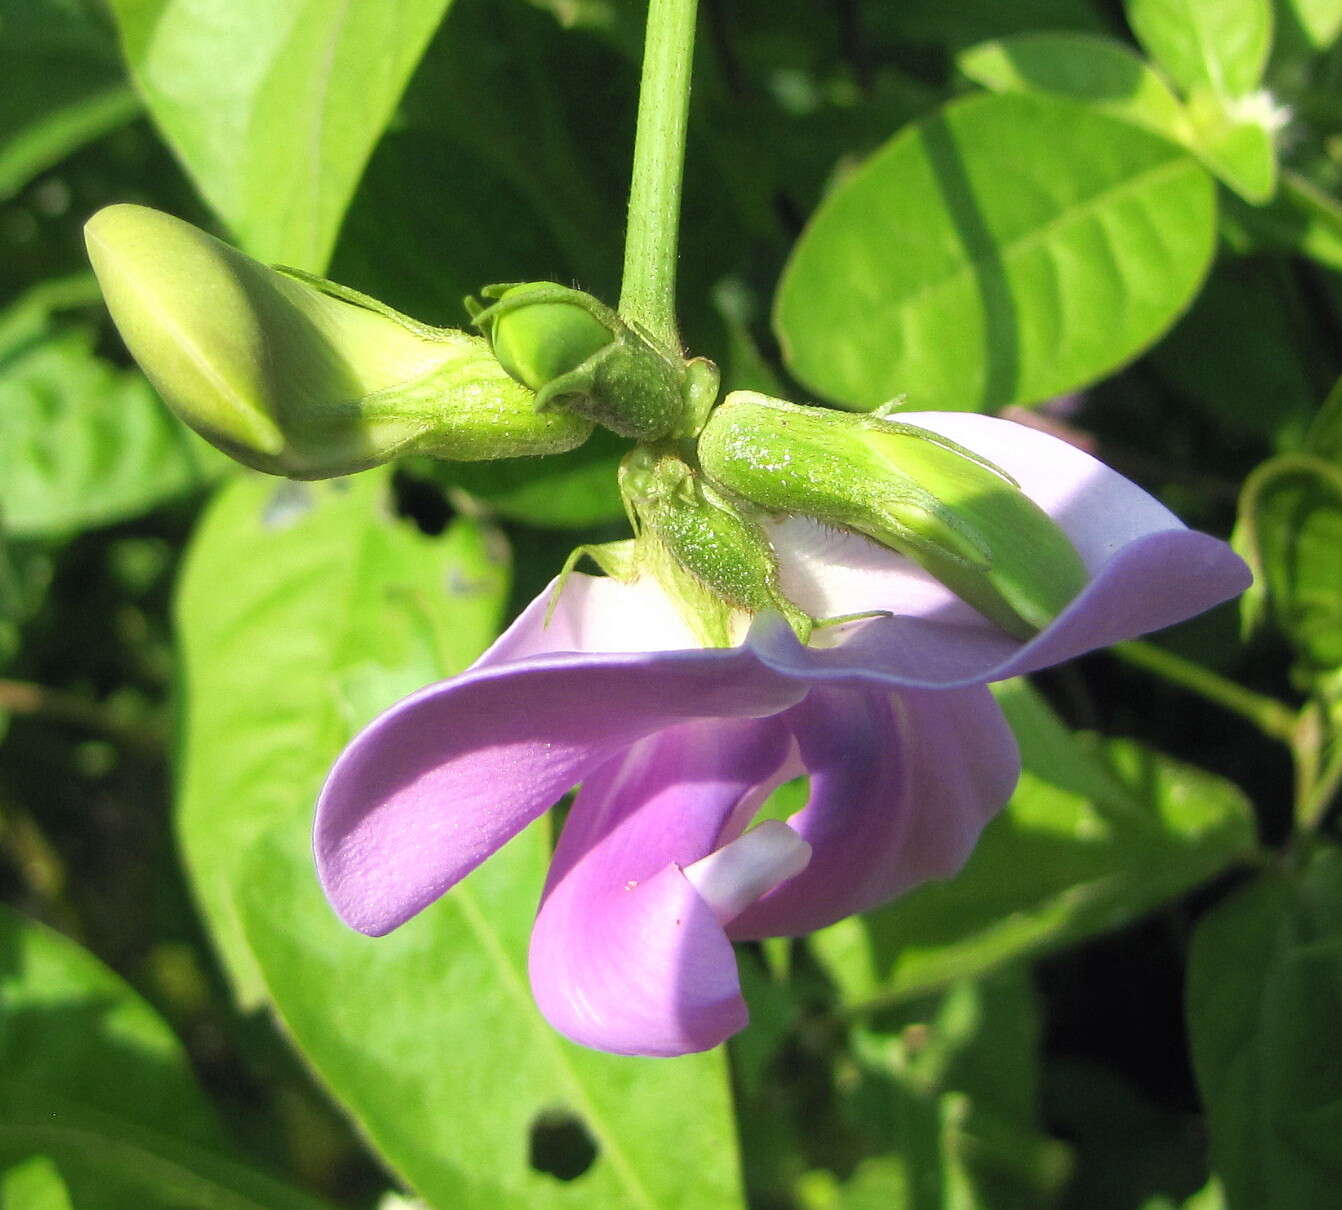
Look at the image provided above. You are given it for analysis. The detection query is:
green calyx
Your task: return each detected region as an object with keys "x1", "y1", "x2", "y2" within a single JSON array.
[
  {"x1": 698, "y1": 392, "x2": 1089, "y2": 640},
  {"x1": 84, "y1": 205, "x2": 592, "y2": 479},
  {"x1": 468, "y1": 281, "x2": 719, "y2": 441},
  {"x1": 619, "y1": 446, "x2": 814, "y2": 646}
]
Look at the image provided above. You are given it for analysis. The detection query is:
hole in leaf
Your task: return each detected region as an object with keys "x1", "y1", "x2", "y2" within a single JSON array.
[
  {"x1": 391, "y1": 468, "x2": 455, "y2": 536},
  {"x1": 528, "y1": 1107, "x2": 597, "y2": 1181}
]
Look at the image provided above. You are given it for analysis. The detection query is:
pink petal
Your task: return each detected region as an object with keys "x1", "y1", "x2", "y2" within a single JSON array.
[
  {"x1": 728, "y1": 682, "x2": 1018, "y2": 938},
  {"x1": 315, "y1": 625, "x2": 806, "y2": 937},
  {"x1": 529, "y1": 717, "x2": 796, "y2": 1056}
]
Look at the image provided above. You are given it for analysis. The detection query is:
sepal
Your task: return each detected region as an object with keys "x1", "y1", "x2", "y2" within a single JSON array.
[
  {"x1": 469, "y1": 281, "x2": 717, "y2": 440},
  {"x1": 698, "y1": 392, "x2": 1088, "y2": 639},
  {"x1": 619, "y1": 447, "x2": 813, "y2": 644},
  {"x1": 84, "y1": 205, "x2": 592, "y2": 479}
]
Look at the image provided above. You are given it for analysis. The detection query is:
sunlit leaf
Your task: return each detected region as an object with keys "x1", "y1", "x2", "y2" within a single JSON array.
[
  {"x1": 107, "y1": 0, "x2": 454, "y2": 270},
  {"x1": 1274, "y1": 0, "x2": 1342, "y2": 53},
  {"x1": 1126, "y1": 0, "x2": 1273, "y2": 98},
  {"x1": 775, "y1": 93, "x2": 1216, "y2": 412},
  {"x1": 958, "y1": 33, "x2": 1188, "y2": 138},
  {"x1": 1, "y1": 1155, "x2": 73, "y2": 1210},
  {"x1": 1183, "y1": 90, "x2": 1278, "y2": 202}
]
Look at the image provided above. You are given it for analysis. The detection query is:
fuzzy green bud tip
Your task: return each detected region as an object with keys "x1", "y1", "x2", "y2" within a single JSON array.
[
  {"x1": 85, "y1": 206, "x2": 590, "y2": 478},
  {"x1": 699, "y1": 393, "x2": 1088, "y2": 639}
]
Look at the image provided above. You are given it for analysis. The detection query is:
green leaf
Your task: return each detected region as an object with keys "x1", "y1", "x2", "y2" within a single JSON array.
[
  {"x1": 809, "y1": 680, "x2": 1256, "y2": 1006},
  {"x1": 1306, "y1": 371, "x2": 1342, "y2": 461},
  {"x1": 175, "y1": 470, "x2": 747, "y2": 1209},
  {"x1": 1150, "y1": 257, "x2": 1319, "y2": 445},
  {"x1": 0, "y1": 907, "x2": 333, "y2": 1210},
  {"x1": 1126, "y1": 0, "x2": 1274, "y2": 98},
  {"x1": 175, "y1": 470, "x2": 508, "y2": 1002},
  {"x1": 0, "y1": 520, "x2": 52, "y2": 666},
  {"x1": 774, "y1": 93, "x2": 1216, "y2": 413},
  {"x1": 1187, "y1": 850, "x2": 1342, "y2": 1210},
  {"x1": 799, "y1": 972, "x2": 1070, "y2": 1210},
  {"x1": 1234, "y1": 453, "x2": 1342, "y2": 668},
  {"x1": 238, "y1": 816, "x2": 745, "y2": 1210},
  {"x1": 107, "y1": 0, "x2": 453, "y2": 270},
  {"x1": 0, "y1": 901, "x2": 220, "y2": 1149},
  {"x1": 1183, "y1": 88, "x2": 1279, "y2": 202},
  {"x1": 958, "y1": 33, "x2": 1188, "y2": 139},
  {"x1": 1274, "y1": 0, "x2": 1342, "y2": 53},
  {"x1": 0, "y1": 0, "x2": 139, "y2": 201},
  {"x1": 2, "y1": 1156, "x2": 72, "y2": 1210},
  {"x1": 0, "y1": 308, "x2": 224, "y2": 539},
  {"x1": 958, "y1": 32, "x2": 1278, "y2": 203},
  {"x1": 1226, "y1": 170, "x2": 1342, "y2": 271}
]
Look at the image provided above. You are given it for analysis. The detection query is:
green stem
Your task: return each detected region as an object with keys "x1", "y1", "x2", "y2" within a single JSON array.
[
  {"x1": 1112, "y1": 640, "x2": 1297, "y2": 744},
  {"x1": 619, "y1": 0, "x2": 700, "y2": 348},
  {"x1": 0, "y1": 678, "x2": 162, "y2": 756}
]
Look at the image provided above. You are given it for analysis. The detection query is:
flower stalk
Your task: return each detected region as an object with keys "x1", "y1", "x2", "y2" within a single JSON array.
[{"x1": 619, "y1": 0, "x2": 701, "y2": 349}]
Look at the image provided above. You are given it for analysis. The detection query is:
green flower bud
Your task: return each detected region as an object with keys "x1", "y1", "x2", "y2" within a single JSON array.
[
  {"x1": 485, "y1": 284, "x2": 613, "y2": 392},
  {"x1": 84, "y1": 205, "x2": 592, "y2": 479},
  {"x1": 468, "y1": 282, "x2": 713, "y2": 441},
  {"x1": 620, "y1": 447, "x2": 813, "y2": 645},
  {"x1": 698, "y1": 393, "x2": 1088, "y2": 640}
]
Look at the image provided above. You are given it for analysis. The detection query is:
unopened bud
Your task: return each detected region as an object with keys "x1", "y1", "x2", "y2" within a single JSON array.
[
  {"x1": 699, "y1": 393, "x2": 1088, "y2": 639},
  {"x1": 620, "y1": 447, "x2": 813, "y2": 643},
  {"x1": 469, "y1": 282, "x2": 714, "y2": 441},
  {"x1": 85, "y1": 205, "x2": 592, "y2": 479}
]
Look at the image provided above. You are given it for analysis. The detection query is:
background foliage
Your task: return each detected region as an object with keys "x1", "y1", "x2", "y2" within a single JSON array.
[{"x1": 2, "y1": 1, "x2": 1341, "y2": 1207}]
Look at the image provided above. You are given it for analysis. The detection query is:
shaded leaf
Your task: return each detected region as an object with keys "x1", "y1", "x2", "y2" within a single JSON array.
[
  {"x1": 775, "y1": 93, "x2": 1216, "y2": 413},
  {"x1": 1227, "y1": 169, "x2": 1342, "y2": 271},
  {"x1": 801, "y1": 972, "x2": 1069, "y2": 1210},
  {"x1": 1187, "y1": 851, "x2": 1342, "y2": 1210},
  {"x1": 0, "y1": 907, "x2": 332, "y2": 1210},
  {"x1": 0, "y1": 280, "x2": 225, "y2": 538},
  {"x1": 0, "y1": 0, "x2": 139, "y2": 201},
  {"x1": 424, "y1": 426, "x2": 627, "y2": 529},
  {"x1": 1151, "y1": 257, "x2": 1320, "y2": 445},
  {"x1": 1234, "y1": 452, "x2": 1342, "y2": 667}
]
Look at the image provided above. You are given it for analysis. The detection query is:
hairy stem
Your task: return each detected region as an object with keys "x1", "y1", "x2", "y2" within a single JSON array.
[{"x1": 619, "y1": 0, "x2": 700, "y2": 348}]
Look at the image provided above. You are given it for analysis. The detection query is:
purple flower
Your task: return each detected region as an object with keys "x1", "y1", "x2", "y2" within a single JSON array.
[{"x1": 314, "y1": 414, "x2": 1249, "y2": 1056}]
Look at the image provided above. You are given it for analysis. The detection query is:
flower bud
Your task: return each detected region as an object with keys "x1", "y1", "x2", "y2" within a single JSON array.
[
  {"x1": 698, "y1": 393, "x2": 1088, "y2": 639},
  {"x1": 620, "y1": 447, "x2": 813, "y2": 644},
  {"x1": 84, "y1": 205, "x2": 592, "y2": 479},
  {"x1": 469, "y1": 282, "x2": 702, "y2": 441}
]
